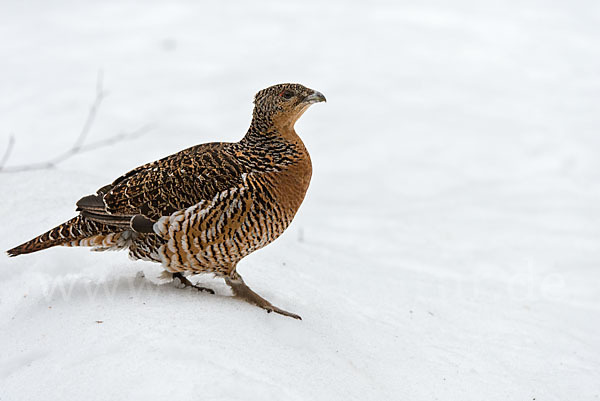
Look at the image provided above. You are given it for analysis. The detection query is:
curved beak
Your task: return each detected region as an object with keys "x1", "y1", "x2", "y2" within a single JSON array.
[{"x1": 303, "y1": 90, "x2": 327, "y2": 104}]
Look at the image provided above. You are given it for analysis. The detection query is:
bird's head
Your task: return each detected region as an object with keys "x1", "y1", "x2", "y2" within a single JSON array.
[{"x1": 253, "y1": 83, "x2": 326, "y2": 130}]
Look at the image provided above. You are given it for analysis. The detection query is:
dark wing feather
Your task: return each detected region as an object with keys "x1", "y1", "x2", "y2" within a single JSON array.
[
  {"x1": 76, "y1": 142, "x2": 245, "y2": 228},
  {"x1": 76, "y1": 194, "x2": 106, "y2": 213}
]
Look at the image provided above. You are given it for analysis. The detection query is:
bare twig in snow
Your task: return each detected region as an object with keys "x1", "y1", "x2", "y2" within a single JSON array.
[
  {"x1": 0, "y1": 71, "x2": 154, "y2": 173},
  {"x1": 0, "y1": 134, "x2": 15, "y2": 169},
  {"x1": 72, "y1": 70, "x2": 106, "y2": 152}
]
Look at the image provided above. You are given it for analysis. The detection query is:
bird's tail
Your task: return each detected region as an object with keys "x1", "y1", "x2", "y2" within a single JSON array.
[{"x1": 7, "y1": 215, "x2": 115, "y2": 257}]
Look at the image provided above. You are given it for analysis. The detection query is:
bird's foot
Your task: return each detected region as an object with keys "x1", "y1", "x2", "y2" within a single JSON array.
[
  {"x1": 172, "y1": 272, "x2": 215, "y2": 294},
  {"x1": 224, "y1": 275, "x2": 301, "y2": 320}
]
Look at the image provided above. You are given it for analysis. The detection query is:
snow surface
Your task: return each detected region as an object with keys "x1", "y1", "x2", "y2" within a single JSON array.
[{"x1": 1, "y1": 0, "x2": 599, "y2": 400}]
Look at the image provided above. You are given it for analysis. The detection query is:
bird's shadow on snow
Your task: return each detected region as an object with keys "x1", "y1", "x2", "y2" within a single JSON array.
[{"x1": 25, "y1": 271, "x2": 232, "y2": 310}]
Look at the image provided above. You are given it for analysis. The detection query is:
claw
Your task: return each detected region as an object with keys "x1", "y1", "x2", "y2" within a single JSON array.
[
  {"x1": 196, "y1": 286, "x2": 215, "y2": 294},
  {"x1": 270, "y1": 307, "x2": 302, "y2": 320}
]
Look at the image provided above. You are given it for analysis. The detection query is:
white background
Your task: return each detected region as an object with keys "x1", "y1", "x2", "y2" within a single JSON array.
[{"x1": 1, "y1": 0, "x2": 599, "y2": 400}]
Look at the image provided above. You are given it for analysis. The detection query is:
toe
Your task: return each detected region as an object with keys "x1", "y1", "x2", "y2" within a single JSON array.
[{"x1": 270, "y1": 307, "x2": 302, "y2": 320}]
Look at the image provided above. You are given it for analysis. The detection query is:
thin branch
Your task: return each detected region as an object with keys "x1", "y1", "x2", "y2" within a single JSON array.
[
  {"x1": 0, "y1": 125, "x2": 155, "y2": 173},
  {"x1": 72, "y1": 70, "x2": 106, "y2": 152},
  {"x1": 0, "y1": 72, "x2": 154, "y2": 173},
  {"x1": 0, "y1": 134, "x2": 15, "y2": 168},
  {"x1": 78, "y1": 123, "x2": 155, "y2": 154}
]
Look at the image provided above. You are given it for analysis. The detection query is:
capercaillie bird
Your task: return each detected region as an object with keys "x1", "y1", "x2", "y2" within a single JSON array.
[{"x1": 7, "y1": 83, "x2": 325, "y2": 319}]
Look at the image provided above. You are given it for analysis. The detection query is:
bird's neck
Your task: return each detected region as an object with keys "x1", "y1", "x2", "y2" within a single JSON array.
[
  {"x1": 244, "y1": 113, "x2": 304, "y2": 147},
  {"x1": 236, "y1": 114, "x2": 308, "y2": 170},
  {"x1": 246, "y1": 110, "x2": 305, "y2": 144}
]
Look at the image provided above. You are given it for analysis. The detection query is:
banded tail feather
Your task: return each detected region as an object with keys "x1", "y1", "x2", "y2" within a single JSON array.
[{"x1": 7, "y1": 215, "x2": 116, "y2": 257}]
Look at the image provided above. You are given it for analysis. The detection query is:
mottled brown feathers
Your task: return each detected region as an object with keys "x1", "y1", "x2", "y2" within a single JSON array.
[{"x1": 7, "y1": 83, "x2": 325, "y2": 282}]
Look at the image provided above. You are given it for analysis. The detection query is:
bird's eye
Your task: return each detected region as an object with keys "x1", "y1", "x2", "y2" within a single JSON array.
[{"x1": 281, "y1": 90, "x2": 294, "y2": 100}]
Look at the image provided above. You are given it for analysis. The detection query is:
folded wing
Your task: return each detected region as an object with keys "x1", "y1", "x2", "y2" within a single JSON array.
[{"x1": 76, "y1": 143, "x2": 245, "y2": 233}]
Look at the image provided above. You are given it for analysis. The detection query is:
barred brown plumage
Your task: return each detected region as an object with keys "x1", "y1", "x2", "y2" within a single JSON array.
[{"x1": 6, "y1": 83, "x2": 326, "y2": 319}]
